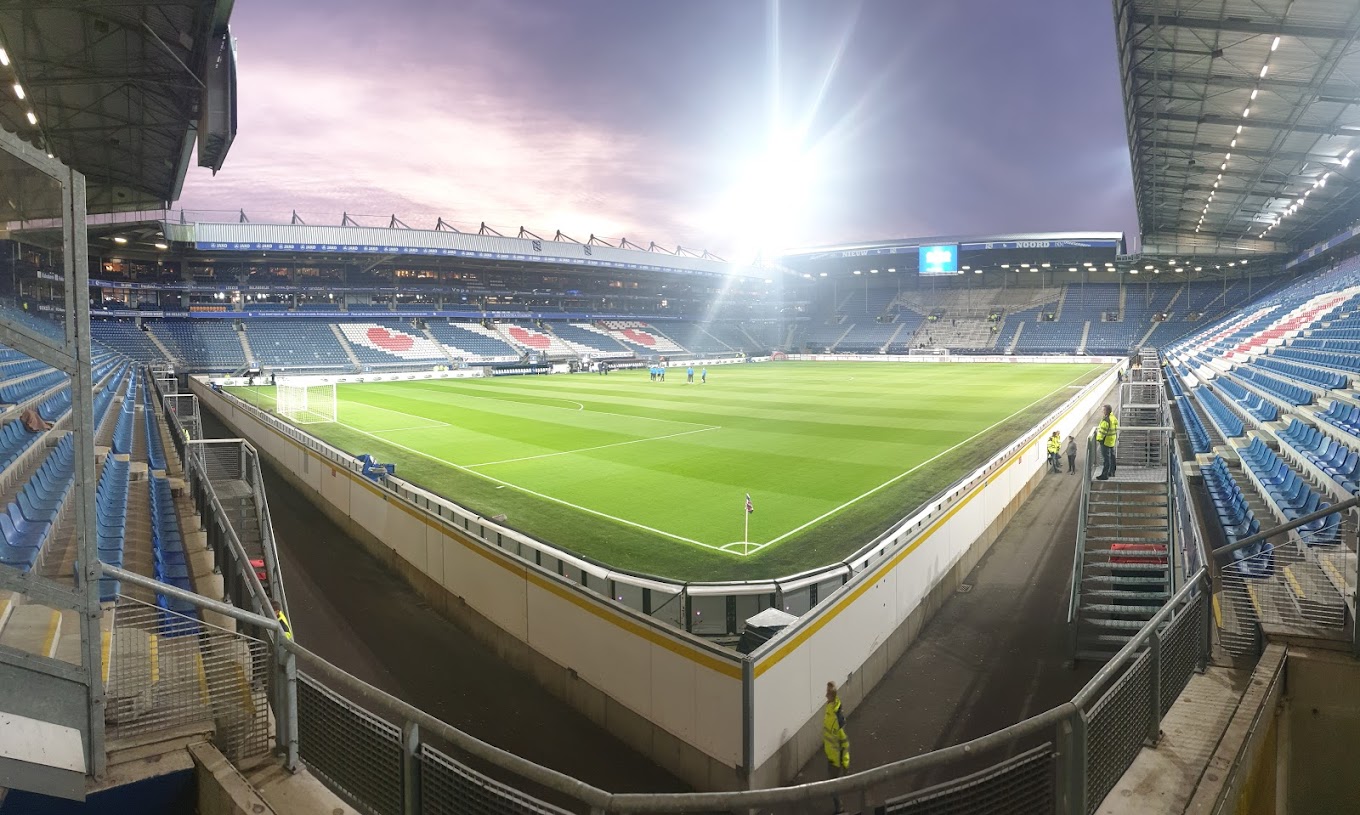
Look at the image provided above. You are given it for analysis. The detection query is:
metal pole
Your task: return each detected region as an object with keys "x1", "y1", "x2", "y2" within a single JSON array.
[
  {"x1": 1147, "y1": 629, "x2": 1163, "y2": 746},
  {"x1": 1213, "y1": 495, "x2": 1360, "y2": 558}
]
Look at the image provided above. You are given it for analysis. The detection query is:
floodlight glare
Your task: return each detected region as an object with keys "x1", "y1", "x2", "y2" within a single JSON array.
[
  {"x1": 12, "y1": 82, "x2": 23, "y2": 100},
  {"x1": 154, "y1": 242, "x2": 168, "y2": 250},
  {"x1": 113, "y1": 236, "x2": 128, "y2": 244},
  {"x1": 714, "y1": 130, "x2": 822, "y2": 259},
  {"x1": 25, "y1": 111, "x2": 35, "y2": 125},
  {"x1": 1271, "y1": 36, "x2": 1280, "y2": 51},
  {"x1": 0, "y1": 48, "x2": 8, "y2": 66}
]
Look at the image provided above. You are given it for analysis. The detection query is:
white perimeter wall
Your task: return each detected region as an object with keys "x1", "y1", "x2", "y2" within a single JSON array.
[{"x1": 748, "y1": 365, "x2": 1119, "y2": 774}]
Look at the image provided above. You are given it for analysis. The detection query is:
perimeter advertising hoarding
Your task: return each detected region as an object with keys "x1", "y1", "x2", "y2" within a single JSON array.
[{"x1": 918, "y1": 244, "x2": 959, "y2": 275}]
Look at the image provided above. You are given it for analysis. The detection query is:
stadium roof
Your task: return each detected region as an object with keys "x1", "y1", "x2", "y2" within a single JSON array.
[
  {"x1": 0, "y1": 0, "x2": 235, "y2": 214},
  {"x1": 778, "y1": 232, "x2": 1127, "y2": 263},
  {"x1": 1118, "y1": 0, "x2": 1360, "y2": 257}
]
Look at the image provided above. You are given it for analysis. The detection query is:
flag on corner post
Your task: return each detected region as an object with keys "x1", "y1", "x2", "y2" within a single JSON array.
[{"x1": 745, "y1": 493, "x2": 754, "y2": 514}]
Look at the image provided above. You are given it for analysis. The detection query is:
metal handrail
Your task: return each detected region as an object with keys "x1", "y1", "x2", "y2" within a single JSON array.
[
  {"x1": 1213, "y1": 494, "x2": 1360, "y2": 558},
  {"x1": 97, "y1": 559, "x2": 1210, "y2": 813},
  {"x1": 1067, "y1": 434, "x2": 1095, "y2": 626}
]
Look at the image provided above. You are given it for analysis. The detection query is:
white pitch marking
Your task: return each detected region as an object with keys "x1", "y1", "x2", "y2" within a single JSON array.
[
  {"x1": 337, "y1": 421, "x2": 727, "y2": 552},
  {"x1": 751, "y1": 368, "x2": 1099, "y2": 552},
  {"x1": 465, "y1": 425, "x2": 718, "y2": 468},
  {"x1": 368, "y1": 423, "x2": 450, "y2": 433},
  {"x1": 344, "y1": 400, "x2": 452, "y2": 428}
]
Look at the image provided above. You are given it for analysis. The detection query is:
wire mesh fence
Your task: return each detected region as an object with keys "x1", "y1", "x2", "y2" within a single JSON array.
[
  {"x1": 421, "y1": 744, "x2": 573, "y2": 815},
  {"x1": 883, "y1": 745, "x2": 1055, "y2": 815},
  {"x1": 297, "y1": 673, "x2": 405, "y2": 815},
  {"x1": 1081, "y1": 650, "x2": 1153, "y2": 815},
  {"x1": 104, "y1": 595, "x2": 270, "y2": 761}
]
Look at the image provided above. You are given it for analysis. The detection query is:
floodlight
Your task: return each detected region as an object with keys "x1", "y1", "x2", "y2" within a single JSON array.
[
  {"x1": 852, "y1": 270, "x2": 861, "y2": 275},
  {"x1": 1068, "y1": 267, "x2": 1077, "y2": 271},
  {"x1": 0, "y1": 48, "x2": 8, "y2": 66},
  {"x1": 887, "y1": 267, "x2": 896, "y2": 272},
  {"x1": 1250, "y1": 89, "x2": 1258, "y2": 100},
  {"x1": 25, "y1": 111, "x2": 35, "y2": 125},
  {"x1": 1271, "y1": 36, "x2": 1280, "y2": 51},
  {"x1": 12, "y1": 82, "x2": 23, "y2": 100},
  {"x1": 1144, "y1": 265, "x2": 1153, "y2": 270},
  {"x1": 1041, "y1": 262, "x2": 1050, "y2": 268},
  {"x1": 1260, "y1": 65, "x2": 1268, "y2": 78},
  {"x1": 112, "y1": 236, "x2": 127, "y2": 244},
  {"x1": 819, "y1": 272, "x2": 827, "y2": 277},
  {"x1": 154, "y1": 242, "x2": 168, "y2": 250},
  {"x1": 1242, "y1": 107, "x2": 1250, "y2": 117}
]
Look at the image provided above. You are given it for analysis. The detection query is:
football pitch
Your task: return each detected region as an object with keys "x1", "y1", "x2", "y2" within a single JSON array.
[{"x1": 228, "y1": 361, "x2": 1104, "y2": 581}]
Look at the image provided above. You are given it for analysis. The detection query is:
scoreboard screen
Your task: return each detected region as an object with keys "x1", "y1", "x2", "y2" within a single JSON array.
[{"x1": 918, "y1": 244, "x2": 959, "y2": 275}]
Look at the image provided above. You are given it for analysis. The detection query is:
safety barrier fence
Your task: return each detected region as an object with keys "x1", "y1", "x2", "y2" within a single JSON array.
[
  {"x1": 104, "y1": 594, "x2": 271, "y2": 762},
  {"x1": 98, "y1": 561, "x2": 1210, "y2": 815},
  {"x1": 202, "y1": 364, "x2": 1120, "y2": 635}
]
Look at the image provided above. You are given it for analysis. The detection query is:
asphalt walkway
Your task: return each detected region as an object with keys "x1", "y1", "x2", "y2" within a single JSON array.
[{"x1": 795, "y1": 433, "x2": 1102, "y2": 787}]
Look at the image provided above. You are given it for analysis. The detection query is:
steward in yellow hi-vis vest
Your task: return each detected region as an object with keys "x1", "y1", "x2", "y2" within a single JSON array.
[
  {"x1": 276, "y1": 609, "x2": 293, "y2": 641},
  {"x1": 823, "y1": 681, "x2": 851, "y2": 811},
  {"x1": 1046, "y1": 432, "x2": 1062, "y2": 472},
  {"x1": 1095, "y1": 405, "x2": 1119, "y2": 480}
]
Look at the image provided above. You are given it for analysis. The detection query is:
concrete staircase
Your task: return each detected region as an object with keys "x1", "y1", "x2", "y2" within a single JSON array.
[
  {"x1": 1078, "y1": 321, "x2": 1091, "y2": 354},
  {"x1": 423, "y1": 326, "x2": 461, "y2": 366},
  {"x1": 234, "y1": 324, "x2": 256, "y2": 368},
  {"x1": 1073, "y1": 480, "x2": 1172, "y2": 660},
  {"x1": 144, "y1": 329, "x2": 178, "y2": 365}
]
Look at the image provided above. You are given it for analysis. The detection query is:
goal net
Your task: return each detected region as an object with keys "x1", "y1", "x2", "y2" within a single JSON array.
[{"x1": 275, "y1": 378, "x2": 337, "y2": 424}]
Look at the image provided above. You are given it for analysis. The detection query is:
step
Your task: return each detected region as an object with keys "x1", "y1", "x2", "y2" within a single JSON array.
[
  {"x1": 1082, "y1": 603, "x2": 1161, "y2": 617},
  {"x1": 1085, "y1": 515, "x2": 1169, "y2": 528},
  {"x1": 54, "y1": 609, "x2": 81, "y2": 665},
  {"x1": 1084, "y1": 589, "x2": 1170, "y2": 602},
  {"x1": 1087, "y1": 531, "x2": 1170, "y2": 542},
  {"x1": 1083, "y1": 574, "x2": 1170, "y2": 586},
  {"x1": 1084, "y1": 617, "x2": 1150, "y2": 631},
  {"x1": 1084, "y1": 561, "x2": 1170, "y2": 572},
  {"x1": 0, "y1": 603, "x2": 62, "y2": 659}
]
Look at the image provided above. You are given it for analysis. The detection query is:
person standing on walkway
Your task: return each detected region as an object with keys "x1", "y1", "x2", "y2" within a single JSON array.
[
  {"x1": 1095, "y1": 404, "x2": 1119, "y2": 480},
  {"x1": 1066, "y1": 436, "x2": 1077, "y2": 474},
  {"x1": 1046, "y1": 432, "x2": 1062, "y2": 473},
  {"x1": 823, "y1": 681, "x2": 850, "y2": 812}
]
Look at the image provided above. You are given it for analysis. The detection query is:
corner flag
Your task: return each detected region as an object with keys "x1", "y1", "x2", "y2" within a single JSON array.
[{"x1": 745, "y1": 493, "x2": 754, "y2": 514}]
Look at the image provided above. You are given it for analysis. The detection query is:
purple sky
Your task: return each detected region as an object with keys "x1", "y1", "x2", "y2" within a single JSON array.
[{"x1": 178, "y1": 0, "x2": 1138, "y2": 255}]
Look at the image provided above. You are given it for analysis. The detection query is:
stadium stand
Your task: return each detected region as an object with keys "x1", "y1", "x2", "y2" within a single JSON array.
[
  {"x1": 337, "y1": 320, "x2": 446, "y2": 365},
  {"x1": 148, "y1": 320, "x2": 247, "y2": 370},
  {"x1": 549, "y1": 323, "x2": 632, "y2": 357},
  {"x1": 92, "y1": 319, "x2": 166, "y2": 363},
  {"x1": 246, "y1": 319, "x2": 356, "y2": 370},
  {"x1": 426, "y1": 321, "x2": 521, "y2": 362}
]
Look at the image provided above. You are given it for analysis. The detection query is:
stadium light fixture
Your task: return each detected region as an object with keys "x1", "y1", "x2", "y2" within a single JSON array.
[
  {"x1": 869, "y1": 269, "x2": 878, "y2": 274},
  {"x1": 819, "y1": 272, "x2": 827, "y2": 277},
  {"x1": 1271, "y1": 36, "x2": 1280, "y2": 51},
  {"x1": 961, "y1": 265, "x2": 970, "y2": 270},
  {"x1": 1020, "y1": 263, "x2": 1030, "y2": 268},
  {"x1": 973, "y1": 269, "x2": 982, "y2": 274},
  {"x1": 1144, "y1": 264, "x2": 1153, "y2": 270},
  {"x1": 1175, "y1": 267, "x2": 1182, "y2": 272},
  {"x1": 1000, "y1": 264, "x2": 1009, "y2": 269},
  {"x1": 154, "y1": 242, "x2": 168, "y2": 250},
  {"x1": 1069, "y1": 267, "x2": 1077, "y2": 272},
  {"x1": 1195, "y1": 266, "x2": 1202, "y2": 272},
  {"x1": 888, "y1": 267, "x2": 896, "y2": 272},
  {"x1": 1130, "y1": 270, "x2": 1138, "y2": 275},
  {"x1": 1041, "y1": 262, "x2": 1050, "y2": 268},
  {"x1": 1236, "y1": 125, "x2": 1243, "y2": 134},
  {"x1": 1230, "y1": 139, "x2": 1236, "y2": 148},
  {"x1": 1250, "y1": 89, "x2": 1258, "y2": 100},
  {"x1": 1242, "y1": 108, "x2": 1250, "y2": 118},
  {"x1": 852, "y1": 270, "x2": 861, "y2": 275},
  {"x1": 12, "y1": 82, "x2": 23, "y2": 100},
  {"x1": 112, "y1": 236, "x2": 127, "y2": 245},
  {"x1": 1260, "y1": 65, "x2": 1268, "y2": 78},
  {"x1": 25, "y1": 111, "x2": 35, "y2": 125},
  {"x1": 1228, "y1": 261, "x2": 1236, "y2": 266},
  {"x1": 0, "y1": 48, "x2": 8, "y2": 67}
]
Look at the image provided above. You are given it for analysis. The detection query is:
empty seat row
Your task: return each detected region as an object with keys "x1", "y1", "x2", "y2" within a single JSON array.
[
  {"x1": 1202, "y1": 457, "x2": 1270, "y2": 577},
  {"x1": 1235, "y1": 368, "x2": 1312, "y2": 407},
  {"x1": 1274, "y1": 346, "x2": 1360, "y2": 376},
  {"x1": 1316, "y1": 400, "x2": 1360, "y2": 438},
  {"x1": 94, "y1": 457, "x2": 130, "y2": 602},
  {"x1": 1194, "y1": 387, "x2": 1245, "y2": 438},
  {"x1": 143, "y1": 387, "x2": 167, "y2": 472},
  {"x1": 1278, "y1": 419, "x2": 1360, "y2": 494},
  {"x1": 1239, "y1": 438, "x2": 1340, "y2": 545},
  {"x1": 0, "y1": 369, "x2": 67, "y2": 405},
  {"x1": 1173, "y1": 395, "x2": 1211, "y2": 453},
  {"x1": 0, "y1": 435, "x2": 75, "y2": 569},
  {"x1": 1253, "y1": 356, "x2": 1348, "y2": 390},
  {"x1": 149, "y1": 475, "x2": 197, "y2": 634},
  {"x1": 1216, "y1": 378, "x2": 1278, "y2": 422}
]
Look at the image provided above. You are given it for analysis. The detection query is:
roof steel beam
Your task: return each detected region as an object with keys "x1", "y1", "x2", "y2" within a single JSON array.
[
  {"x1": 1132, "y1": 68, "x2": 1360, "y2": 103},
  {"x1": 1130, "y1": 13, "x2": 1356, "y2": 41},
  {"x1": 1136, "y1": 110, "x2": 1360, "y2": 137}
]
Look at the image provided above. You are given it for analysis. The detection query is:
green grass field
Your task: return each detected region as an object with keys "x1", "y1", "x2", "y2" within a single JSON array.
[{"x1": 229, "y1": 361, "x2": 1103, "y2": 581}]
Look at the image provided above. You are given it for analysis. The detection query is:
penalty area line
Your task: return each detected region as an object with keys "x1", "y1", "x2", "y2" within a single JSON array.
[{"x1": 336, "y1": 421, "x2": 732, "y2": 554}]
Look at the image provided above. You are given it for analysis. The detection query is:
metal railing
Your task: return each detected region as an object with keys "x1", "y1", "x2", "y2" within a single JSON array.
[
  {"x1": 1066, "y1": 433, "x2": 1097, "y2": 634},
  {"x1": 98, "y1": 561, "x2": 1211, "y2": 815},
  {"x1": 104, "y1": 595, "x2": 271, "y2": 761}
]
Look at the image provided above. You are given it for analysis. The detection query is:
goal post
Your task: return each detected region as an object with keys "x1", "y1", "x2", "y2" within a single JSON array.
[{"x1": 275, "y1": 377, "x2": 337, "y2": 424}]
